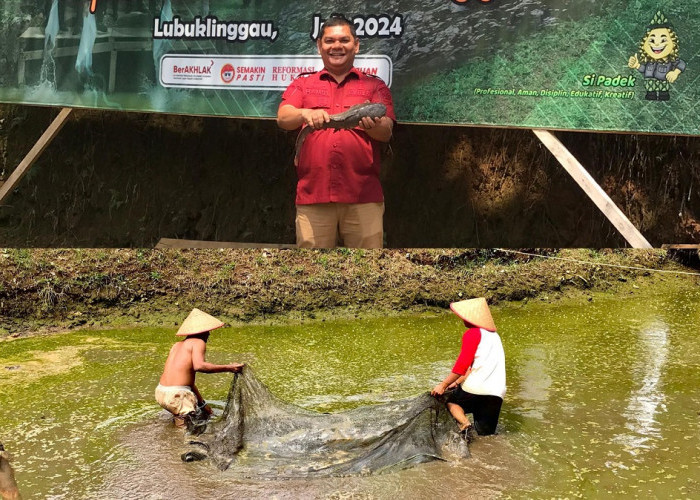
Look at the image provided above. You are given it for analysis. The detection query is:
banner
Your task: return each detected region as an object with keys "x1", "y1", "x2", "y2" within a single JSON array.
[{"x1": 0, "y1": 1, "x2": 697, "y2": 135}]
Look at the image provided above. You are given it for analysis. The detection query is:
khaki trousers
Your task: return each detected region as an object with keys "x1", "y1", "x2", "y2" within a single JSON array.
[
  {"x1": 296, "y1": 202, "x2": 384, "y2": 248},
  {"x1": 154, "y1": 384, "x2": 197, "y2": 416}
]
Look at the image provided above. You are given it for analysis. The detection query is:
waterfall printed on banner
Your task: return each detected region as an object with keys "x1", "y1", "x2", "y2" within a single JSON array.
[
  {"x1": 153, "y1": 0, "x2": 174, "y2": 81},
  {"x1": 44, "y1": 0, "x2": 59, "y2": 51},
  {"x1": 75, "y1": 11, "x2": 97, "y2": 75},
  {"x1": 39, "y1": 0, "x2": 60, "y2": 89}
]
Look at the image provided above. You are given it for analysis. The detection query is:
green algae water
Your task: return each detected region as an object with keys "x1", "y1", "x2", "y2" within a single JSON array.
[{"x1": 1, "y1": 285, "x2": 699, "y2": 498}]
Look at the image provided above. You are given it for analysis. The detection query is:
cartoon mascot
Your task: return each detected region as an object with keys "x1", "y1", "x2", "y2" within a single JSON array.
[{"x1": 628, "y1": 11, "x2": 685, "y2": 101}]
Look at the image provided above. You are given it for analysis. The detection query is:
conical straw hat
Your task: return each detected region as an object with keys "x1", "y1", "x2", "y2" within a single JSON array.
[
  {"x1": 449, "y1": 298, "x2": 496, "y2": 331},
  {"x1": 176, "y1": 308, "x2": 225, "y2": 336}
]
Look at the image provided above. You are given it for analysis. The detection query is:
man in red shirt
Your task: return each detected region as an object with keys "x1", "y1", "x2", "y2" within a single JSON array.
[{"x1": 277, "y1": 15, "x2": 395, "y2": 248}]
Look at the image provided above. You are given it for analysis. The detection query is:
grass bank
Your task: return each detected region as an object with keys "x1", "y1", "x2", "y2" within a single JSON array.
[{"x1": 1, "y1": 248, "x2": 697, "y2": 338}]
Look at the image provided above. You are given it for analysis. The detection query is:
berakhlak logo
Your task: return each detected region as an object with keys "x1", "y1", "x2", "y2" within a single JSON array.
[
  {"x1": 627, "y1": 11, "x2": 686, "y2": 101},
  {"x1": 221, "y1": 63, "x2": 235, "y2": 83}
]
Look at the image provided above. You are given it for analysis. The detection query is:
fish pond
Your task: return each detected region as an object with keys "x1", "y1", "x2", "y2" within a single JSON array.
[{"x1": 1, "y1": 284, "x2": 699, "y2": 498}]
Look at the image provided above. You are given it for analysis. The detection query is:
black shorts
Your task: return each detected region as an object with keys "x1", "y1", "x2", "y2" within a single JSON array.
[{"x1": 446, "y1": 387, "x2": 503, "y2": 435}]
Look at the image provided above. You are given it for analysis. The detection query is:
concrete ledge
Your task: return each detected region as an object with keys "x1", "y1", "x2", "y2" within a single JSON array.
[
  {"x1": 155, "y1": 238, "x2": 296, "y2": 249},
  {"x1": 661, "y1": 244, "x2": 700, "y2": 249}
]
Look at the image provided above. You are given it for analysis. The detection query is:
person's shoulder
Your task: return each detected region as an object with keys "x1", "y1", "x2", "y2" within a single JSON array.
[
  {"x1": 284, "y1": 70, "x2": 320, "y2": 90},
  {"x1": 357, "y1": 71, "x2": 392, "y2": 95},
  {"x1": 295, "y1": 70, "x2": 320, "y2": 79},
  {"x1": 464, "y1": 327, "x2": 482, "y2": 337},
  {"x1": 355, "y1": 69, "x2": 387, "y2": 83}
]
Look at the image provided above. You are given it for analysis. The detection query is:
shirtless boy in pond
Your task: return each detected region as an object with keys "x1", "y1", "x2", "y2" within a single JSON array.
[{"x1": 156, "y1": 308, "x2": 244, "y2": 427}]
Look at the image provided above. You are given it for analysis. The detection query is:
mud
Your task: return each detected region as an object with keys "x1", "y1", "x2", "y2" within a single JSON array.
[
  {"x1": 1, "y1": 247, "x2": 696, "y2": 338},
  {"x1": 0, "y1": 105, "x2": 698, "y2": 247}
]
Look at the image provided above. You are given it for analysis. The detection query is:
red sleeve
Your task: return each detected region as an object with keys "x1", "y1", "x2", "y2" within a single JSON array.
[
  {"x1": 279, "y1": 78, "x2": 305, "y2": 110},
  {"x1": 452, "y1": 328, "x2": 481, "y2": 375},
  {"x1": 370, "y1": 78, "x2": 395, "y2": 121}
]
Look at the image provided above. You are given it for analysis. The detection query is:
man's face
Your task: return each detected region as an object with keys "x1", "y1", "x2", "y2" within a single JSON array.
[
  {"x1": 317, "y1": 24, "x2": 359, "y2": 75},
  {"x1": 642, "y1": 28, "x2": 675, "y2": 60}
]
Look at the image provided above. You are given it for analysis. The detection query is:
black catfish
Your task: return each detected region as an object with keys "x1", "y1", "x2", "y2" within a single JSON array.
[{"x1": 294, "y1": 102, "x2": 387, "y2": 163}]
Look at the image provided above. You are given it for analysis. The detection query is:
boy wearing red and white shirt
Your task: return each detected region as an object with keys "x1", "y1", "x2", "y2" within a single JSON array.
[{"x1": 431, "y1": 298, "x2": 506, "y2": 436}]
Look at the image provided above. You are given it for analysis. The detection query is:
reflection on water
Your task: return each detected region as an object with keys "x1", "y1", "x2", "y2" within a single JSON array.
[
  {"x1": 515, "y1": 346, "x2": 552, "y2": 420},
  {"x1": 1, "y1": 285, "x2": 699, "y2": 497},
  {"x1": 613, "y1": 321, "x2": 669, "y2": 454}
]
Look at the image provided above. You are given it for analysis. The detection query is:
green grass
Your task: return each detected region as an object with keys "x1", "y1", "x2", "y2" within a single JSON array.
[{"x1": 394, "y1": 0, "x2": 699, "y2": 135}]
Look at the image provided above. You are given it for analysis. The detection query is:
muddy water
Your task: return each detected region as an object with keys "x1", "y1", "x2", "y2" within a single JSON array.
[{"x1": 1, "y1": 285, "x2": 699, "y2": 498}]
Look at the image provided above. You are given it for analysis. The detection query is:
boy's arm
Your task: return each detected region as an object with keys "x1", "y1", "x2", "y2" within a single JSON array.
[
  {"x1": 191, "y1": 383, "x2": 213, "y2": 415},
  {"x1": 191, "y1": 339, "x2": 245, "y2": 373},
  {"x1": 191, "y1": 383, "x2": 205, "y2": 404},
  {"x1": 431, "y1": 372, "x2": 460, "y2": 396},
  {"x1": 448, "y1": 370, "x2": 470, "y2": 389}
]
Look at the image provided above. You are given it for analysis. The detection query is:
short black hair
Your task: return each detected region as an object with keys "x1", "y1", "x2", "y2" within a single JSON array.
[
  {"x1": 319, "y1": 14, "x2": 357, "y2": 40},
  {"x1": 187, "y1": 332, "x2": 210, "y2": 342}
]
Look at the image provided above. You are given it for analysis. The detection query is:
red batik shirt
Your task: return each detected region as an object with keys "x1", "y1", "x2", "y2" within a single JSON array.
[{"x1": 279, "y1": 68, "x2": 395, "y2": 205}]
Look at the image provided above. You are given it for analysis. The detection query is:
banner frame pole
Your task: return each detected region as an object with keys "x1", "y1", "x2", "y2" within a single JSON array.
[
  {"x1": 0, "y1": 107, "x2": 73, "y2": 206},
  {"x1": 532, "y1": 128, "x2": 653, "y2": 249}
]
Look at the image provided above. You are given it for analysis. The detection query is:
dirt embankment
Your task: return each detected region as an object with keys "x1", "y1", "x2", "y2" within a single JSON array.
[
  {"x1": 0, "y1": 105, "x2": 699, "y2": 247},
  {"x1": 1, "y1": 248, "x2": 697, "y2": 338}
]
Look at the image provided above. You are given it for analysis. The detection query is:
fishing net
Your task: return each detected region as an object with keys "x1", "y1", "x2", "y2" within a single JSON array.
[{"x1": 183, "y1": 368, "x2": 470, "y2": 477}]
